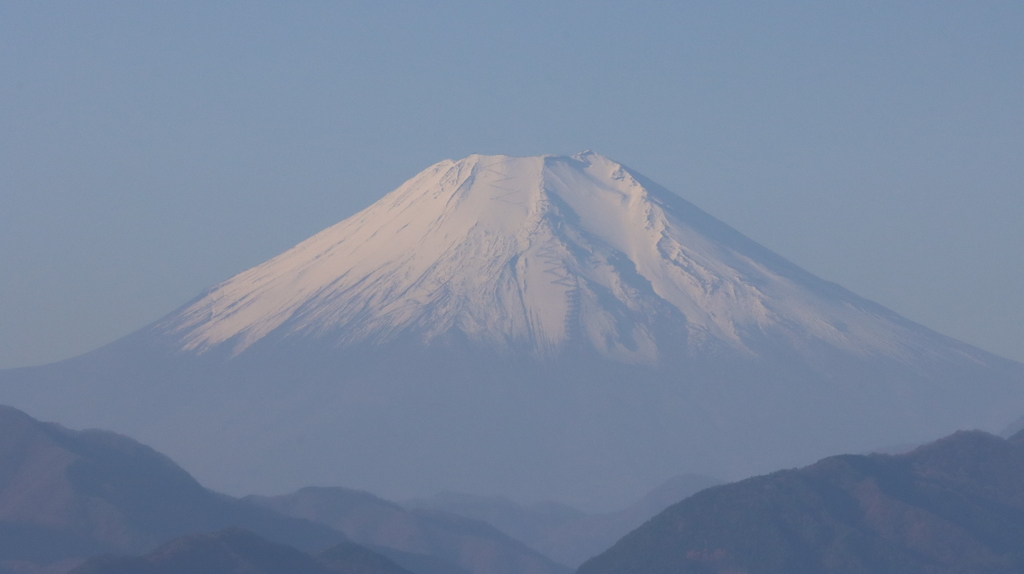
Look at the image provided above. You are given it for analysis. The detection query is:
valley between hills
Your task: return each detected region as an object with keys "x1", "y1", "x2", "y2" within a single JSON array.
[
  {"x1": 7, "y1": 404, "x2": 1024, "y2": 574},
  {"x1": 3, "y1": 153, "x2": 1023, "y2": 573}
]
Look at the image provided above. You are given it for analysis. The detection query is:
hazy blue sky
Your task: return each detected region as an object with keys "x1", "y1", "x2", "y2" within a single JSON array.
[{"x1": 1, "y1": 1, "x2": 1021, "y2": 368}]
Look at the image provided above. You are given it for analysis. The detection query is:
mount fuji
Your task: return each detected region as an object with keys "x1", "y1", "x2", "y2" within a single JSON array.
[{"x1": 2, "y1": 151, "x2": 1022, "y2": 510}]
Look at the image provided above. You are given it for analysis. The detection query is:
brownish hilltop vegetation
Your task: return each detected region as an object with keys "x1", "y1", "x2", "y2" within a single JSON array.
[{"x1": 578, "y1": 429, "x2": 1024, "y2": 574}]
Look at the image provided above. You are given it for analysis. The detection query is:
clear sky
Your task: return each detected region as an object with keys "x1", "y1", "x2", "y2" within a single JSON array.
[{"x1": 1, "y1": 1, "x2": 1021, "y2": 368}]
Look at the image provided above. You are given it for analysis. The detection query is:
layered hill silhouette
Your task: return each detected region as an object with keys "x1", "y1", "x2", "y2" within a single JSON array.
[
  {"x1": 247, "y1": 487, "x2": 570, "y2": 574},
  {"x1": 0, "y1": 406, "x2": 578, "y2": 574},
  {"x1": 404, "y1": 475, "x2": 721, "y2": 568},
  {"x1": 579, "y1": 429, "x2": 1024, "y2": 574},
  {"x1": 0, "y1": 406, "x2": 343, "y2": 573},
  {"x1": 2, "y1": 152, "x2": 1022, "y2": 508},
  {"x1": 70, "y1": 528, "x2": 410, "y2": 574}
]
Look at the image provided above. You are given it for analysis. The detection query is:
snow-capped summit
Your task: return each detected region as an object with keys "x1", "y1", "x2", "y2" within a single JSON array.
[
  {"x1": 2, "y1": 152, "x2": 1022, "y2": 510},
  {"x1": 159, "y1": 152, "x2": 945, "y2": 365}
]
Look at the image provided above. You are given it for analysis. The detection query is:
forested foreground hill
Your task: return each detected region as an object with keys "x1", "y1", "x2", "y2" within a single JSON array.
[{"x1": 579, "y1": 429, "x2": 1024, "y2": 574}]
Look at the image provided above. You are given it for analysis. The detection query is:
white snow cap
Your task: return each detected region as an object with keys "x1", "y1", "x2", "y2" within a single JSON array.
[{"x1": 161, "y1": 152, "x2": 930, "y2": 364}]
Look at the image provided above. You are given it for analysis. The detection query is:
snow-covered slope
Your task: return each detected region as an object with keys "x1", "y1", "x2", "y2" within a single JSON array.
[
  {"x1": 2, "y1": 152, "x2": 1022, "y2": 510},
  {"x1": 157, "y1": 152, "x2": 964, "y2": 366}
]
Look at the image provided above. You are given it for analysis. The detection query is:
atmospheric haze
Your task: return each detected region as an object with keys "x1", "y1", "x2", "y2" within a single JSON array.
[{"x1": 2, "y1": 152, "x2": 1021, "y2": 511}]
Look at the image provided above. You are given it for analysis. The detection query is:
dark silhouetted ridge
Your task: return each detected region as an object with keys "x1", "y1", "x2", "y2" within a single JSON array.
[
  {"x1": 578, "y1": 430, "x2": 1024, "y2": 574},
  {"x1": 0, "y1": 405, "x2": 343, "y2": 572}
]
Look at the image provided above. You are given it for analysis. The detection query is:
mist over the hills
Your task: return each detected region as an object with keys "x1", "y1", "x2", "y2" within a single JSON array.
[{"x1": 2, "y1": 152, "x2": 1021, "y2": 511}]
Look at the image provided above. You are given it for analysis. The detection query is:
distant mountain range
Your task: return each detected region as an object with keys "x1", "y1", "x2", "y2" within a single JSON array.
[
  {"x1": 247, "y1": 487, "x2": 569, "y2": 574},
  {"x1": 0, "y1": 405, "x2": 342, "y2": 573},
  {"x1": 579, "y1": 428, "x2": 1024, "y2": 574},
  {"x1": 404, "y1": 474, "x2": 720, "y2": 568},
  {"x1": 0, "y1": 406, "x2": 571, "y2": 574},
  {"x1": 2, "y1": 151, "x2": 1022, "y2": 510},
  {"x1": 13, "y1": 401, "x2": 1024, "y2": 574}
]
